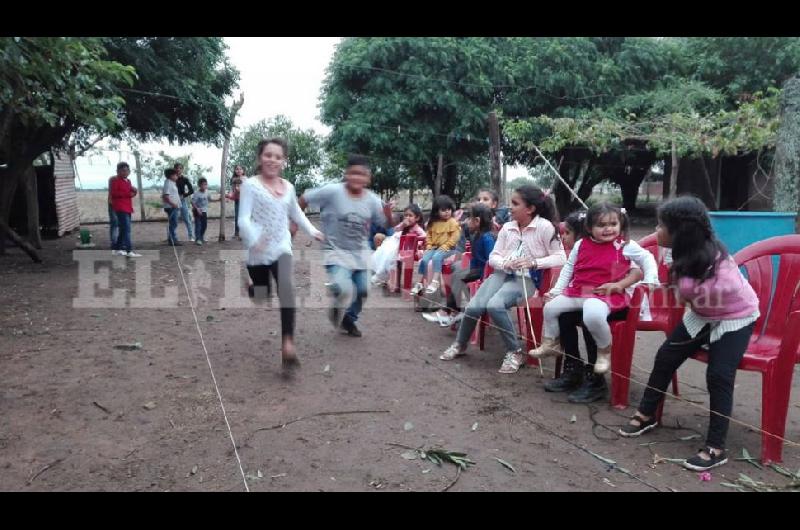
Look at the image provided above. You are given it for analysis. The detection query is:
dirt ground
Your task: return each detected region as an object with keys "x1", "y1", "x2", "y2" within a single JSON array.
[{"x1": 1, "y1": 219, "x2": 798, "y2": 492}]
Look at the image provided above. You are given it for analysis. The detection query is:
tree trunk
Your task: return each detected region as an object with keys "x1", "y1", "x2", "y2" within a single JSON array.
[
  {"x1": 0, "y1": 217, "x2": 42, "y2": 262},
  {"x1": 219, "y1": 133, "x2": 231, "y2": 241},
  {"x1": 134, "y1": 151, "x2": 146, "y2": 221},
  {"x1": 219, "y1": 93, "x2": 244, "y2": 242},
  {"x1": 23, "y1": 165, "x2": 42, "y2": 248},
  {"x1": 488, "y1": 111, "x2": 502, "y2": 200},
  {"x1": 0, "y1": 163, "x2": 25, "y2": 255},
  {"x1": 501, "y1": 161, "x2": 508, "y2": 204},
  {"x1": 434, "y1": 153, "x2": 443, "y2": 199},
  {"x1": 669, "y1": 139, "x2": 679, "y2": 199},
  {"x1": 698, "y1": 155, "x2": 717, "y2": 210},
  {"x1": 773, "y1": 76, "x2": 800, "y2": 225}
]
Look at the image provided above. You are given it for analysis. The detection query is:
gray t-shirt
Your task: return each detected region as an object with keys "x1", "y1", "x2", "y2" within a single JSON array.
[
  {"x1": 304, "y1": 182, "x2": 385, "y2": 269},
  {"x1": 192, "y1": 190, "x2": 210, "y2": 213}
]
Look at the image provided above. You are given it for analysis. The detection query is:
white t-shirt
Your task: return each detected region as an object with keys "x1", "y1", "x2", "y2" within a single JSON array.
[
  {"x1": 237, "y1": 177, "x2": 320, "y2": 266},
  {"x1": 162, "y1": 179, "x2": 181, "y2": 209}
]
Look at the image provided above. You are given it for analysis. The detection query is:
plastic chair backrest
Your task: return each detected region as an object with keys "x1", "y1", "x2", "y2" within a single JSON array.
[
  {"x1": 733, "y1": 235, "x2": 800, "y2": 340},
  {"x1": 398, "y1": 234, "x2": 419, "y2": 252},
  {"x1": 637, "y1": 233, "x2": 675, "y2": 321}
]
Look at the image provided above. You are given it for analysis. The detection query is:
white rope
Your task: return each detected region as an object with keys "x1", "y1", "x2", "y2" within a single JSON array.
[
  {"x1": 532, "y1": 144, "x2": 589, "y2": 210},
  {"x1": 170, "y1": 245, "x2": 250, "y2": 492}
]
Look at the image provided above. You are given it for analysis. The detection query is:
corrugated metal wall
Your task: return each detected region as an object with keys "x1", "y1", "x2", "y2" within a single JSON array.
[{"x1": 53, "y1": 150, "x2": 79, "y2": 236}]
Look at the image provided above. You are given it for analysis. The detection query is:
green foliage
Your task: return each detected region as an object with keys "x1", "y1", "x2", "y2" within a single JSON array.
[
  {"x1": 320, "y1": 37, "x2": 500, "y2": 194},
  {"x1": 0, "y1": 37, "x2": 135, "y2": 160},
  {"x1": 680, "y1": 37, "x2": 800, "y2": 105},
  {"x1": 505, "y1": 90, "x2": 781, "y2": 160},
  {"x1": 228, "y1": 115, "x2": 324, "y2": 194},
  {"x1": 134, "y1": 150, "x2": 211, "y2": 185},
  {"x1": 100, "y1": 37, "x2": 239, "y2": 146}
]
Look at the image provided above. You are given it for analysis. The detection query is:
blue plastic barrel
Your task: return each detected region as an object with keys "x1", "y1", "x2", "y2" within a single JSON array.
[{"x1": 709, "y1": 211, "x2": 796, "y2": 256}]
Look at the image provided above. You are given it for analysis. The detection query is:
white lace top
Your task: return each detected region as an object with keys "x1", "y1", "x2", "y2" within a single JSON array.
[{"x1": 237, "y1": 177, "x2": 320, "y2": 266}]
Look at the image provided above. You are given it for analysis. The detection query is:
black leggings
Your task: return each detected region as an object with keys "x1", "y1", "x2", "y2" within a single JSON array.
[
  {"x1": 638, "y1": 321, "x2": 755, "y2": 449},
  {"x1": 558, "y1": 309, "x2": 628, "y2": 367},
  {"x1": 247, "y1": 254, "x2": 295, "y2": 339}
]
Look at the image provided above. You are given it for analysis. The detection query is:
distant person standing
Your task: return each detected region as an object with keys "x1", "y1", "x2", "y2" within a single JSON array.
[
  {"x1": 162, "y1": 168, "x2": 182, "y2": 246},
  {"x1": 109, "y1": 162, "x2": 141, "y2": 257},
  {"x1": 107, "y1": 167, "x2": 122, "y2": 251},
  {"x1": 191, "y1": 177, "x2": 219, "y2": 245},
  {"x1": 174, "y1": 163, "x2": 195, "y2": 241},
  {"x1": 226, "y1": 164, "x2": 245, "y2": 240}
]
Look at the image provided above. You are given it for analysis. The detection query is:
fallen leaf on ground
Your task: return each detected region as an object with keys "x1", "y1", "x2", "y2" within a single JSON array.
[
  {"x1": 403, "y1": 422, "x2": 414, "y2": 431},
  {"x1": 114, "y1": 342, "x2": 142, "y2": 351},
  {"x1": 400, "y1": 450, "x2": 418, "y2": 460},
  {"x1": 495, "y1": 457, "x2": 516, "y2": 473},
  {"x1": 191, "y1": 466, "x2": 198, "y2": 475},
  {"x1": 603, "y1": 478, "x2": 616, "y2": 487},
  {"x1": 569, "y1": 415, "x2": 577, "y2": 424},
  {"x1": 271, "y1": 473, "x2": 286, "y2": 479},
  {"x1": 471, "y1": 422, "x2": 478, "y2": 431},
  {"x1": 142, "y1": 401, "x2": 157, "y2": 410}
]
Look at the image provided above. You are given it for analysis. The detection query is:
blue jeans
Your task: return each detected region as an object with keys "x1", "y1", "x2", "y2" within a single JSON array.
[
  {"x1": 455, "y1": 271, "x2": 534, "y2": 353},
  {"x1": 326, "y1": 265, "x2": 369, "y2": 323},
  {"x1": 113, "y1": 211, "x2": 132, "y2": 252},
  {"x1": 179, "y1": 197, "x2": 194, "y2": 239},
  {"x1": 418, "y1": 249, "x2": 458, "y2": 276},
  {"x1": 165, "y1": 208, "x2": 179, "y2": 244},
  {"x1": 194, "y1": 212, "x2": 207, "y2": 242},
  {"x1": 108, "y1": 204, "x2": 119, "y2": 245}
]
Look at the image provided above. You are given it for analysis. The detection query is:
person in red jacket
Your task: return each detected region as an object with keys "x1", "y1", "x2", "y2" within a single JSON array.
[{"x1": 109, "y1": 162, "x2": 141, "y2": 257}]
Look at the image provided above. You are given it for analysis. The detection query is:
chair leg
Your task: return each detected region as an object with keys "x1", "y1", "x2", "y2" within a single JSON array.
[
  {"x1": 760, "y1": 368, "x2": 793, "y2": 464},
  {"x1": 610, "y1": 326, "x2": 634, "y2": 409},
  {"x1": 478, "y1": 315, "x2": 487, "y2": 350}
]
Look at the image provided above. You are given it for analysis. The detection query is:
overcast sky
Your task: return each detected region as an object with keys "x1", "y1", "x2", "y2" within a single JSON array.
[{"x1": 75, "y1": 37, "x2": 527, "y2": 189}]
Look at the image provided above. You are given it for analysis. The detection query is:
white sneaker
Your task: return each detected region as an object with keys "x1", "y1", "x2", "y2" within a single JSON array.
[
  {"x1": 421, "y1": 312, "x2": 441, "y2": 324},
  {"x1": 113, "y1": 250, "x2": 126, "y2": 256},
  {"x1": 195, "y1": 240, "x2": 203, "y2": 246},
  {"x1": 424, "y1": 280, "x2": 440, "y2": 295},
  {"x1": 410, "y1": 282, "x2": 424, "y2": 296},
  {"x1": 125, "y1": 251, "x2": 142, "y2": 258},
  {"x1": 449, "y1": 312, "x2": 465, "y2": 326}
]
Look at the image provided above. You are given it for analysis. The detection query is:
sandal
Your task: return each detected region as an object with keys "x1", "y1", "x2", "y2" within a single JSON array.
[
  {"x1": 440, "y1": 343, "x2": 467, "y2": 361},
  {"x1": 684, "y1": 446, "x2": 728, "y2": 471},
  {"x1": 498, "y1": 350, "x2": 526, "y2": 374},
  {"x1": 618, "y1": 413, "x2": 658, "y2": 437}
]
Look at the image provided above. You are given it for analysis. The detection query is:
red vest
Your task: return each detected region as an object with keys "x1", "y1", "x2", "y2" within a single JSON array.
[{"x1": 564, "y1": 237, "x2": 631, "y2": 311}]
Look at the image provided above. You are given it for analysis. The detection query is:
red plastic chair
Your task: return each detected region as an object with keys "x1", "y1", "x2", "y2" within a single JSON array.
[
  {"x1": 388, "y1": 235, "x2": 424, "y2": 295},
  {"x1": 664, "y1": 234, "x2": 800, "y2": 464},
  {"x1": 608, "y1": 233, "x2": 682, "y2": 409}
]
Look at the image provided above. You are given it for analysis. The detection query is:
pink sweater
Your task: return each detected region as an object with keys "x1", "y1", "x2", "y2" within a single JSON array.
[
  {"x1": 488, "y1": 216, "x2": 566, "y2": 271},
  {"x1": 394, "y1": 222, "x2": 426, "y2": 239},
  {"x1": 677, "y1": 256, "x2": 759, "y2": 319}
]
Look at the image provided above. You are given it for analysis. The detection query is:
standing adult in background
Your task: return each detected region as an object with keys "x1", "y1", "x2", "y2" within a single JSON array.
[
  {"x1": 174, "y1": 163, "x2": 195, "y2": 241},
  {"x1": 109, "y1": 162, "x2": 142, "y2": 257},
  {"x1": 107, "y1": 165, "x2": 123, "y2": 251}
]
